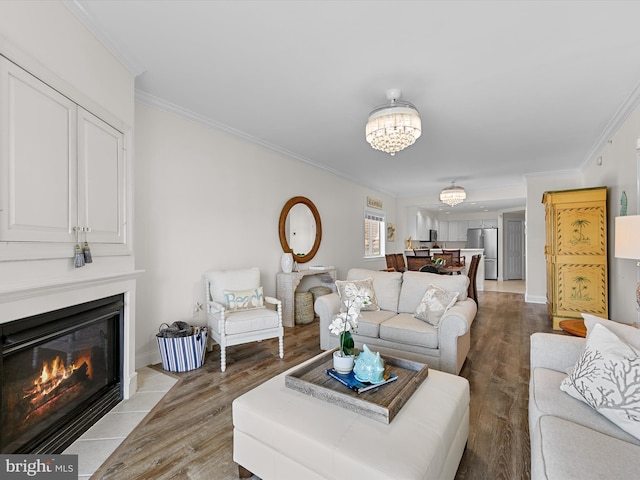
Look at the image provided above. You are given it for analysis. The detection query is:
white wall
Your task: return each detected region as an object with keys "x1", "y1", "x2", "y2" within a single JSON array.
[
  {"x1": 0, "y1": 2, "x2": 135, "y2": 290},
  {"x1": 133, "y1": 102, "x2": 397, "y2": 367},
  {"x1": 582, "y1": 103, "x2": 640, "y2": 324},
  {"x1": 524, "y1": 171, "x2": 581, "y2": 303},
  {"x1": 0, "y1": 1, "x2": 138, "y2": 395}
]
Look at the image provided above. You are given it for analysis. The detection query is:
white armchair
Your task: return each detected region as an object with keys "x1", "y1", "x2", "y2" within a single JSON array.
[{"x1": 205, "y1": 267, "x2": 284, "y2": 372}]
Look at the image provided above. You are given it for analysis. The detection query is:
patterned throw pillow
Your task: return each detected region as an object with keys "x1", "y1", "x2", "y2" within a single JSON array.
[
  {"x1": 560, "y1": 323, "x2": 640, "y2": 440},
  {"x1": 335, "y1": 278, "x2": 380, "y2": 311},
  {"x1": 223, "y1": 287, "x2": 264, "y2": 312},
  {"x1": 413, "y1": 284, "x2": 458, "y2": 327}
]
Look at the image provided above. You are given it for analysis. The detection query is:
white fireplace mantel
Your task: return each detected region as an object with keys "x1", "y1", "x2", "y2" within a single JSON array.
[{"x1": 0, "y1": 269, "x2": 144, "y2": 399}]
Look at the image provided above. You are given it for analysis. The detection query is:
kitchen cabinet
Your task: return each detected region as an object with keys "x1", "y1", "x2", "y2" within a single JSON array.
[
  {"x1": 407, "y1": 207, "x2": 438, "y2": 240},
  {"x1": 438, "y1": 220, "x2": 449, "y2": 241},
  {"x1": 447, "y1": 221, "x2": 468, "y2": 241},
  {"x1": 542, "y1": 187, "x2": 608, "y2": 330},
  {"x1": 0, "y1": 57, "x2": 125, "y2": 245},
  {"x1": 468, "y1": 218, "x2": 498, "y2": 228}
]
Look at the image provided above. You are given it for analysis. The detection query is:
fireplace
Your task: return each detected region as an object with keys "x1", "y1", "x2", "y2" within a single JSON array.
[{"x1": 1, "y1": 295, "x2": 124, "y2": 454}]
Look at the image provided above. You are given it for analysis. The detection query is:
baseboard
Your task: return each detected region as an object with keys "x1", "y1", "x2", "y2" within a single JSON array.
[
  {"x1": 525, "y1": 294, "x2": 546, "y2": 304},
  {"x1": 136, "y1": 347, "x2": 161, "y2": 370}
]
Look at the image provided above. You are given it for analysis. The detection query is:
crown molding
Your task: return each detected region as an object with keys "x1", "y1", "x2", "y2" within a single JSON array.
[
  {"x1": 134, "y1": 89, "x2": 397, "y2": 198},
  {"x1": 63, "y1": 0, "x2": 146, "y2": 77}
]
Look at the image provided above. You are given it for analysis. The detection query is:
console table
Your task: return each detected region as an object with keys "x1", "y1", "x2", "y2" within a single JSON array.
[{"x1": 276, "y1": 268, "x2": 336, "y2": 327}]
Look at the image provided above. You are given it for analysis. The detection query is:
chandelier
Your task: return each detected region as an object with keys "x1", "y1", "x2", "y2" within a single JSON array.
[
  {"x1": 440, "y1": 182, "x2": 467, "y2": 206},
  {"x1": 365, "y1": 89, "x2": 421, "y2": 156}
]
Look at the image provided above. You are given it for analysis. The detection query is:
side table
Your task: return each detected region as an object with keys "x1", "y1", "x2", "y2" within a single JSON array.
[
  {"x1": 276, "y1": 268, "x2": 336, "y2": 327},
  {"x1": 559, "y1": 319, "x2": 587, "y2": 337}
]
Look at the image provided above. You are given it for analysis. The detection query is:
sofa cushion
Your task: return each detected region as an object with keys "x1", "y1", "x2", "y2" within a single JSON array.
[
  {"x1": 530, "y1": 367, "x2": 640, "y2": 446},
  {"x1": 582, "y1": 313, "x2": 640, "y2": 350},
  {"x1": 356, "y1": 310, "x2": 398, "y2": 338},
  {"x1": 347, "y1": 268, "x2": 402, "y2": 312},
  {"x1": 560, "y1": 323, "x2": 640, "y2": 440},
  {"x1": 537, "y1": 416, "x2": 640, "y2": 480},
  {"x1": 335, "y1": 278, "x2": 380, "y2": 311},
  {"x1": 379, "y1": 313, "x2": 439, "y2": 349},
  {"x1": 414, "y1": 284, "x2": 459, "y2": 327},
  {"x1": 398, "y1": 271, "x2": 468, "y2": 314}
]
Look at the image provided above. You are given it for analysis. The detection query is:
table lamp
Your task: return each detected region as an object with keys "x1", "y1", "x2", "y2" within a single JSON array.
[{"x1": 614, "y1": 215, "x2": 640, "y2": 310}]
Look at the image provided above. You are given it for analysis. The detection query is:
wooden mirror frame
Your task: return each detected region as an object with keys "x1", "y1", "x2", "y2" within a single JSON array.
[{"x1": 278, "y1": 196, "x2": 322, "y2": 264}]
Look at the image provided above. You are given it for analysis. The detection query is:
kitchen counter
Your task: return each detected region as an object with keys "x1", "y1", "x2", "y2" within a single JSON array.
[{"x1": 404, "y1": 248, "x2": 485, "y2": 291}]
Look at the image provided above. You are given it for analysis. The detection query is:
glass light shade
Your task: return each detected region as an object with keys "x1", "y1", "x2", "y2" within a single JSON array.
[
  {"x1": 615, "y1": 215, "x2": 640, "y2": 259},
  {"x1": 440, "y1": 185, "x2": 467, "y2": 206},
  {"x1": 365, "y1": 104, "x2": 421, "y2": 156}
]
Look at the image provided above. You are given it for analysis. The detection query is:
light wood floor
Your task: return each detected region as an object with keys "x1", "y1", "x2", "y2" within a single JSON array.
[{"x1": 93, "y1": 291, "x2": 554, "y2": 479}]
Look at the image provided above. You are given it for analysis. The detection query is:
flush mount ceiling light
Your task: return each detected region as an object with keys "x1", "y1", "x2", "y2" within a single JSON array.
[
  {"x1": 440, "y1": 181, "x2": 467, "y2": 207},
  {"x1": 365, "y1": 89, "x2": 421, "y2": 156}
]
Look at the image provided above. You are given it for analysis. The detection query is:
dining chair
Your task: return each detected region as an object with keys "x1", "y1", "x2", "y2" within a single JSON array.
[
  {"x1": 406, "y1": 256, "x2": 432, "y2": 271},
  {"x1": 466, "y1": 254, "x2": 482, "y2": 304},
  {"x1": 413, "y1": 248, "x2": 431, "y2": 257},
  {"x1": 393, "y1": 253, "x2": 406, "y2": 272},
  {"x1": 443, "y1": 249, "x2": 465, "y2": 267}
]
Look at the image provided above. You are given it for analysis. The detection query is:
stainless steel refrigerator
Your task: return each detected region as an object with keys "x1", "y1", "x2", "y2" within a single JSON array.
[{"x1": 466, "y1": 228, "x2": 498, "y2": 280}]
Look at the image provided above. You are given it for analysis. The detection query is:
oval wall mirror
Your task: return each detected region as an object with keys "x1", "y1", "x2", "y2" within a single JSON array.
[{"x1": 278, "y1": 196, "x2": 322, "y2": 263}]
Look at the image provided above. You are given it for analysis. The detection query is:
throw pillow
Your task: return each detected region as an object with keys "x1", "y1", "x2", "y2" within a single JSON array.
[
  {"x1": 223, "y1": 287, "x2": 265, "y2": 312},
  {"x1": 413, "y1": 284, "x2": 459, "y2": 327},
  {"x1": 335, "y1": 278, "x2": 380, "y2": 312},
  {"x1": 582, "y1": 313, "x2": 640, "y2": 351},
  {"x1": 560, "y1": 323, "x2": 640, "y2": 440}
]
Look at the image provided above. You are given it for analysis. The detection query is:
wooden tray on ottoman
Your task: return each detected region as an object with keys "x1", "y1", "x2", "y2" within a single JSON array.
[{"x1": 284, "y1": 349, "x2": 429, "y2": 424}]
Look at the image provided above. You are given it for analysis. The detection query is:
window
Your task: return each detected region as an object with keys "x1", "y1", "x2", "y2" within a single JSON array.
[{"x1": 364, "y1": 209, "x2": 385, "y2": 258}]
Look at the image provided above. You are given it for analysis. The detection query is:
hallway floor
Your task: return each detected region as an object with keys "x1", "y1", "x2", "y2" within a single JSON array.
[{"x1": 483, "y1": 279, "x2": 525, "y2": 294}]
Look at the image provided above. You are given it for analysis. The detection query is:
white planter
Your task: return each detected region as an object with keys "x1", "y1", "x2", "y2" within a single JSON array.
[
  {"x1": 280, "y1": 252, "x2": 293, "y2": 273},
  {"x1": 333, "y1": 351, "x2": 355, "y2": 374}
]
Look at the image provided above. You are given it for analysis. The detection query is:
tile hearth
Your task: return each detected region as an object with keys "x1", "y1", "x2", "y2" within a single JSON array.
[{"x1": 63, "y1": 367, "x2": 177, "y2": 479}]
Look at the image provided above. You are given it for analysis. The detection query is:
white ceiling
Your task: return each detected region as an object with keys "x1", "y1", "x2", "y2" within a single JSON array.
[{"x1": 68, "y1": 0, "x2": 640, "y2": 213}]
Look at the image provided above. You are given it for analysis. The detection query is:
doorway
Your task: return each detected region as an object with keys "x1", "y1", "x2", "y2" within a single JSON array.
[{"x1": 504, "y1": 217, "x2": 525, "y2": 280}]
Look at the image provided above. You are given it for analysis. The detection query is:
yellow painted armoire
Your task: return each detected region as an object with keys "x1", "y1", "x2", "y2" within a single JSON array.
[{"x1": 542, "y1": 187, "x2": 608, "y2": 330}]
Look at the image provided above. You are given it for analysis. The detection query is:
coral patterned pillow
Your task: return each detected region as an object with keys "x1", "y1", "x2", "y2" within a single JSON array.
[{"x1": 560, "y1": 323, "x2": 640, "y2": 440}]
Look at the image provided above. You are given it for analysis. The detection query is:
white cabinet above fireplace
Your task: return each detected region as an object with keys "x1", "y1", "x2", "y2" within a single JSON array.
[{"x1": 0, "y1": 56, "x2": 125, "y2": 246}]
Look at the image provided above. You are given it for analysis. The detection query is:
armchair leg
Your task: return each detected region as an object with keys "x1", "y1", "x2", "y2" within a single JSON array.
[
  {"x1": 220, "y1": 346, "x2": 226, "y2": 372},
  {"x1": 278, "y1": 335, "x2": 284, "y2": 359}
]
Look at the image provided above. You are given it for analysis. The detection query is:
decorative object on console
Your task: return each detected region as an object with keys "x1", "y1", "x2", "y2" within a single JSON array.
[
  {"x1": 440, "y1": 181, "x2": 467, "y2": 206},
  {"x1": 353, "y1": 344, "x2": 386, "y2": 384},
  {"x1": 365, "y1": 89, "x2": 421, "y2": 156},
  {"x1": 280, "y1": 252, "x2": 293, "y2": 273},
  {"x1": 614, "y1": 214, "x2": 640, "y2": 313}
]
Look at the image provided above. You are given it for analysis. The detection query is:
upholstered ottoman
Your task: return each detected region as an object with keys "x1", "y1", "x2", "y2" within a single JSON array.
[{"x1": 232, "y1": 354, "x2": 470, "y2": 480}]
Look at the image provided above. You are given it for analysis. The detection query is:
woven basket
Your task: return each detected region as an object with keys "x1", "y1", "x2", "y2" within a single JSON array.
[
  {"x1": 295, "y1": 291, "x2": 315, "y2": 325},
  {"x1": 308, "y1": 286, "x2": 332, "y2": 317}
]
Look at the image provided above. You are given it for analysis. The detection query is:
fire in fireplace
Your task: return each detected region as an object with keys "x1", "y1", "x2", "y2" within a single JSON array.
[{"x1": 1, "y1": 295, "x2": 124, "y2": 453}]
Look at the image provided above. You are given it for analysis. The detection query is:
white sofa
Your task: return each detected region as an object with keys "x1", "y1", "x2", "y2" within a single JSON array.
[
  {"x1": 315, "y1": 268, "x2": 477, "y2": 375},
  {"x1": 529, "y1": 316, "x2": 640, "y2": 480}
]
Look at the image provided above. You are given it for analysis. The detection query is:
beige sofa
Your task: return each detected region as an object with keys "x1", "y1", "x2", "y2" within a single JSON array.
[
  {"x1": 315, "y1": 268, "x2": 477, "y2": 374},
  {"x1": 529, "y1": 316, "x2": 640, "y2": 479}
]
